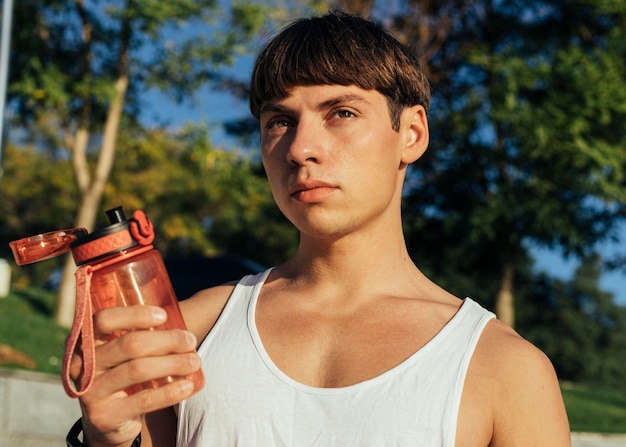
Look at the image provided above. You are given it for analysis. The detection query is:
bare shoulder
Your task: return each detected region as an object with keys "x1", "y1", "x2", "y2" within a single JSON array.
[
  {"x1": 466, "y1": 319, "x2": 571, "y2": 446},
  {"x1": 179, "y1": 281, "x2": 238, "y2": 347},
  {"x1": 475, "y1": 318, "x2": 555, "y2": 375}
]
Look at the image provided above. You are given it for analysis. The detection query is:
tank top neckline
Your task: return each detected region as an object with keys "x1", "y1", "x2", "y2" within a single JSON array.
[{"x1": 242, "y1": 268, "x2": 480, "y2": 396}]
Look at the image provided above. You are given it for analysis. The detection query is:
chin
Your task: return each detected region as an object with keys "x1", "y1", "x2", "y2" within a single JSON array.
[{"x1": 296, "y1": 219, "x2": 357, "y2": 241}]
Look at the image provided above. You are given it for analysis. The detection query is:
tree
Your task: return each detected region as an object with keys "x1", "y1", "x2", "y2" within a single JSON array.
[
  {"x1": 7, "y1": 0, "x2": 270, "y2": 326},
  {"x1": 520, "y1": 254, "x2": 626, "y2": 386},
  {"x1": 1, "y1": 118, "x2": 295, "y2": 289},
  {"x1": 105, "y1": 120, "x2": 298, "y2": 267},
  {"x1": 337, "y1": 0, "x2": 626, "y2": 327},
  {"x1": 0, "y1": 141, "x2": 79, "y2": 288},
  {"x1": 220, "y1": 1, "x2": 626, "y2": 327}
]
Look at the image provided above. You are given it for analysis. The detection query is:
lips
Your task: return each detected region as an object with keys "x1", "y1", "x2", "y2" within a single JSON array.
[
  {"x1": 288, "y1": 180, "x2": 334, "y2": 195},
  {"x1": 288, "y1": 180, "x2": 337, "y2": 202}
]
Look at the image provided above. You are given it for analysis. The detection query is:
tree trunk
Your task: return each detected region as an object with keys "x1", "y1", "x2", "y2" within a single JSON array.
[
  {"x1": 54, "y1": 191, "x2": 103, "y2": 327},
  {"x1": 495, "y1": 256, "x2": 515, "y2": 328},
  {"x1": 54, "y1": 75, "x2": 129, "y2": 327}
]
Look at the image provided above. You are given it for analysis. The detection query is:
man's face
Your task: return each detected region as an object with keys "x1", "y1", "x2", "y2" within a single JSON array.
[{"x1": 259, "y1": 84, "x2": 427, "y2": 240}]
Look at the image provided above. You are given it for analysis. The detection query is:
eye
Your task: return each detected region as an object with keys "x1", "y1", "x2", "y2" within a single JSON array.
[
  {"x1": 331, "y1": 109, "x2": 356, "y2": 119},
  {"x1": 266, "y1": 117, "x2": 294, "y2": 130}
]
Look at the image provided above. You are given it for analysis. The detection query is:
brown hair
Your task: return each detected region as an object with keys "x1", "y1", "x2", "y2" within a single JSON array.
[{"x1": 249, "y1": 11, "x2": 431, "y2": 131}]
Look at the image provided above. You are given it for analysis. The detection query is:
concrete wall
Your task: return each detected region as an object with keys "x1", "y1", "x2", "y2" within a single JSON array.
[{"x1": 0, "y1": 367, "x2": 81, "y2": 446}]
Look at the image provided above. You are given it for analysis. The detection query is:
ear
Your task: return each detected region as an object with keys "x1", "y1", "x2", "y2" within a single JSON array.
[{"x1": 400, "y1": 105, "x2": 429, "y2": 165}]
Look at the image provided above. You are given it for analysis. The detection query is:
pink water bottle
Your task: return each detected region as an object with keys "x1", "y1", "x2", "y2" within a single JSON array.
[{"x1": 9, "y1": 206, "x2": 204, "y2": 397}]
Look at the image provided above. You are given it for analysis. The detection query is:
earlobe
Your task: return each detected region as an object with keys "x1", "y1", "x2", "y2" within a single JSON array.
[{"x1": 401, "y1": 106, "x2": 429, "y2": 164}]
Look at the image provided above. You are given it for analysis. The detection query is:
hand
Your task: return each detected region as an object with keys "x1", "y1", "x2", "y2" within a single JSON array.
[{"x1": 70, "y1": 305, "x2": 201, "y2": 447}]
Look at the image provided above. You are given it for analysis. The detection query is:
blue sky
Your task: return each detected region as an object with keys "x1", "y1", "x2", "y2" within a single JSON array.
[{"x1": 531, "y1": 241, "x2": 625, "y2": 306}]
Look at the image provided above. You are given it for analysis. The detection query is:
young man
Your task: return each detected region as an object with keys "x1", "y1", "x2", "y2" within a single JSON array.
[{"x1": 69, "y1": 11, "x2": 571, "y2": 447}]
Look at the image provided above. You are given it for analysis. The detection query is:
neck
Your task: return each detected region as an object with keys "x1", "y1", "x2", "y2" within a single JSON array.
[{"x1": 277, "y1": 218, "x2": 424, "y2": 296}]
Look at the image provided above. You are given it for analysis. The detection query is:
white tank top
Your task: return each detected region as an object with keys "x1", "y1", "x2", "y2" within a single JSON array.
[{"x1": 177, "y1": 269, "x2": 495, "y2": 447}]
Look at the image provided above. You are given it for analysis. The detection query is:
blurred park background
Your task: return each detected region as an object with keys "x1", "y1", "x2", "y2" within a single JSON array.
[{"x1": 0, "y1": 0, "x2": 625, "y2": 436}]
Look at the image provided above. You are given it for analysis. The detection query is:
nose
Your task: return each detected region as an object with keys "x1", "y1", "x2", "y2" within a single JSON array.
[{"x1": 286, "y1": 118, "x2": 324, "y2": 166}]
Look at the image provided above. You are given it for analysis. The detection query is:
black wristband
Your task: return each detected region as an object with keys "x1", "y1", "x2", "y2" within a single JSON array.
[{"x1": 66, "y1": 418, "x2": 141, "y2": 447}]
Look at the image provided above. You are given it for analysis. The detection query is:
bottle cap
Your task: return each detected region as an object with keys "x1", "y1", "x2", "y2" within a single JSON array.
[
  {"x1": 8, "y1": 207, "x2": 154, "y2": 267},
  {"x1": 70, "y1": 207, "x2": 154, "y2": 266},
  {"x1": 9, "y1": 228, "x2": 88, "y2": 265}
]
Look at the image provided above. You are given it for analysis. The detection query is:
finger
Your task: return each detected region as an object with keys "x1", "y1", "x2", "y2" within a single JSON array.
[
  {"x1": 129, "y1": 379, "x2": 197, "y2": 413},
  {"x1": 84, "y1": 379, "x2": 195, "y2": 441},
  {"x1": 68, "y1": 348, "x2": 85, "y2": 384},
  {"x1": 67, "y1": 334, "x2": 85, "y2": 382},
  {"x1": 96, "y1": 329, "x2": 197, "y2": 371},
  {"x1": 89, "y1": 352, "x2": 201, "y2": 398},
  {"x1": 93, "y1": 305, "x2": 167, "y2": 338}
]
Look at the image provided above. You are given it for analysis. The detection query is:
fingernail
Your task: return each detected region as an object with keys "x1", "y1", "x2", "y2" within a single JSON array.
[
  {"x1": 188, "y1": 354, "x2": 201, "y2": 368},
  {"x1": 180, "y1": 380, "x2": 194, "y2": 394},
  {"x1": 152, "y1": 308, "x2": 167, "y2": 322},
  {"x1": 185, "y1": 331, "x2": 198, "y2": 348}
]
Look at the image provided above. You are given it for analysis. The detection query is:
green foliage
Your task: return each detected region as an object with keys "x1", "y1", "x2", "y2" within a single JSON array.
[
  {"x1": 0, "y1": 144, "x2": 78, "y2": 232},
  {"x1": 392, "y1": 0, "x2": 626, "y2": 324},
  {"x1": 144, "y1": 2, "x2": 269, "y2": 96},
  {"x1": 2, "y1": 0, "x2": 297, "y2": 286},
  {"x1": 103, "y1": 121, "x2": 297, "y2": 266},
  {"x1": 0, "y1": 122, "x2": 295, "y2": 287},
  {"x1": 9, "y1": 0, "x2": 270, "y2": 124},
  {"x1": 465, "y1": 38, "x2": 626, "y2": 250},
  {"x1": 0, "y1": 142, "x2": 79, "y2": 286}
]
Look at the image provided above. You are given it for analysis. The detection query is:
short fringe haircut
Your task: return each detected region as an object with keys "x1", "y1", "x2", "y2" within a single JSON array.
[{"x1": 249, "y1": 11, "x2": 431, "y2": 131}]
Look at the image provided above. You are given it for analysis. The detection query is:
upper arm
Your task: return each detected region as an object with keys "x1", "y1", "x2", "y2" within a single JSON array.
[
  {"x1": 179, "y1": 282, "x2": 236, "y2": 347},
  {"x1": 485, "y1": 322, "x2": 571, "y2": 446}
]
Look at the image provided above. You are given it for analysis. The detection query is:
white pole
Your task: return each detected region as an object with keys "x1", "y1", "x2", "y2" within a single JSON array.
[{"x1": 0, "y1": 0, "x2": 15, "y2": 180}]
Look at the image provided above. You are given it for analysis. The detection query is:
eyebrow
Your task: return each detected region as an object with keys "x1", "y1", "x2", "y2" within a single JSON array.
[
  {"x1": 259, "y1": 103, "x2": 292, "y2": 115},
  {"x1": 316, "y1": 94, "x2": 370, "y2": 111},
  {"x1": 260, "y1": 93, "x2": 371, "y2": 116}
]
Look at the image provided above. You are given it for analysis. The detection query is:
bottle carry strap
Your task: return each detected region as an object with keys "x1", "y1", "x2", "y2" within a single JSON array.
[
  {"x1": 60, "y1": 244, "x2": 154, "y2": 398},
  {"x1": 62, "y1": 265, "x2": 95, "y2": 398}
]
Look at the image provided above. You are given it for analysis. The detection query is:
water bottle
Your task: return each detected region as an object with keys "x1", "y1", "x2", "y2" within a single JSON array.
[{"x1": 9, "y1": 206, "x2": 204, "y2": 397}]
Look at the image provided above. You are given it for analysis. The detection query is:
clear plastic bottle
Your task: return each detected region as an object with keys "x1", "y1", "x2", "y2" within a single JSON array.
[
  {"x1": 9, "y1": 206, "x2": 204, "y2": 396},
  {"x1": 89, "y1": 247, "x2": 204, "y2": 393},
  {"x1": 70, "y1": 206, "x2": 205, "y2": 394}
]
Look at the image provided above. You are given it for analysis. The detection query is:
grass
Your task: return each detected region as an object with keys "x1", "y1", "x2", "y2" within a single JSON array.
[
  {"x1": 0, "y1": 287, "x2": 68, "y2": 375},
  {"x1": 1, "y1": 288, "x2": 626, "y2": 434},
  {"x1": 562, "y1": 382, "x2": 626, "y2": 434}
]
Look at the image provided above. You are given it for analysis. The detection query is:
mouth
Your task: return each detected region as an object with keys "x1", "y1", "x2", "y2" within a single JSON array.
[
  {"x1": 288, "y1": 180, "x2": 337, "y2": 202},
  {"x1": 288, "y1": 179, "x2": 334, "y2": 194}
]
